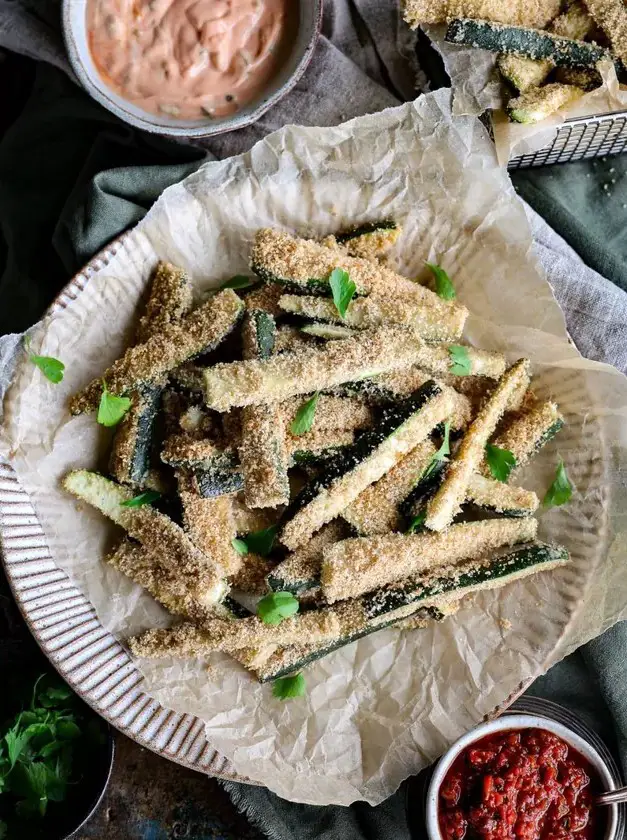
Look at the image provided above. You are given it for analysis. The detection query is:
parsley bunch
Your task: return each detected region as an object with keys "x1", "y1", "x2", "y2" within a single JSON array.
[{"x1": 0, "y1": 676, "x2": 100, "y2": 834}]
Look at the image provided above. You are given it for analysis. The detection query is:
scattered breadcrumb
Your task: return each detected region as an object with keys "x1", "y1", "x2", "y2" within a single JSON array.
[{"x1": 402, "y1": 0, "x2": 560, "y2": 27}]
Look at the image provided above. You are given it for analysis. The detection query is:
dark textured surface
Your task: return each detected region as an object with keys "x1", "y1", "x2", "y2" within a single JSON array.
[{"x1": 0, "y1": 564, "x2": 264, "y2": 840}]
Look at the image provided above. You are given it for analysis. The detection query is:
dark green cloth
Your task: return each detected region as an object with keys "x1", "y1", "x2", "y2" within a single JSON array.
[{"x1": 1, "y1": 63, "x2": 627, "y2": 840}]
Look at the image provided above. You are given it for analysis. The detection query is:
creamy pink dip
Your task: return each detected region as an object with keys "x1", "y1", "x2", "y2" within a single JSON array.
[{"x1": 87, "y1": 0, "x2": 292, "y2": 120}]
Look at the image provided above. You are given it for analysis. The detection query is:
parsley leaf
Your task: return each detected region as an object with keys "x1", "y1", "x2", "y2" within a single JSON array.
[
  {"x1": 406, "y1": 510, "x2": 427, "y2": 534},
  {"x1": 543, "y1": 459, "x2": 573, "y2": 508},
  {"x1": 120, "y1": 490, "x2": 161, "y2": 508},
  {"x1": 485, "y1": 444, "x2": 517, "y2": 483},
  {"x1": 222, "y1": 275, "x2": 257, "y2": 290},
  {"x1": 426, "y1": 262, "x2": 456, "y2": 301},
  {"x1": 448, "y1": 345, "x2": 471, "y2": 376},
  {"x1": 257, "y1": 591, "x2": 299, "y2": 626},
  {"x1": 239, "y1": 525, "x2": 278, "y2": 557},
  {"x1": 421, "y1": 421, "x2": 451, "y2": 481},
  {"x1": 290, "y1": 392, "x2": 319, "y2": 436},
  {"x1": 24, "y1": 337, "x2": 64, "y2": 384},
  {"x1": 97, "y1": 380, "x2": 131, "y2": 427},
  {"x1": 5, "y1": 726, "x2": 31, "y2": 769},
  {"x1": 329, "y1": 268, "x2": 356, "y2": 319},
  {"x1": 231, "y1": 538, "x2": 249, "y2": 556},
  {"x1": 272, "y1": 673, "x2": 306, "y2": 700}
]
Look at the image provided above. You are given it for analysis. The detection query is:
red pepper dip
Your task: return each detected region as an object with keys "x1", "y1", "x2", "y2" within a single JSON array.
[{"x1": 438, "y1": 728, "x2": 605, "y2": 840}]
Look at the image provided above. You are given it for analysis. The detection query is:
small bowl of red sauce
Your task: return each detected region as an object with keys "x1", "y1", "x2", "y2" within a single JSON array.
[
  {"x1": 62, "y1": 0, "x2": 322, "y2": 138},
  {"x1": 425, "y1": 715, "x2": 619, "y2": 840}
]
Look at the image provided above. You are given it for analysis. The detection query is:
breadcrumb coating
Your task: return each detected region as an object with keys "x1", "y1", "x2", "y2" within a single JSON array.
[
  {"x1": 321, "y1": 518, "x2": 537, "y2": 603},
  {"x1": 135, "y1": 261, "x2": 194, "y2": 344},
  {"x1": 203, "y1": 326, "x2": 430, "y2": 411},
  {"x1": 402, "y1": 0, "x2": 560, "y2": 27},
  {"x1": 70, "y1": 290, "x2": 243, "y2": 414},
  {"x1": 425, "y1": 359, "x2": 531, "y2": 532}
]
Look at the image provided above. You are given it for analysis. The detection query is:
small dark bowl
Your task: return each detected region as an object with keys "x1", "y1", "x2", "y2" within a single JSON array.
[{"x1": 0, "y1": 665, "x2": 115, "y2": 840}]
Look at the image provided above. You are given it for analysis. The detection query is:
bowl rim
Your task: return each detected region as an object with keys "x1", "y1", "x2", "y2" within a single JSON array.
[
  {"x1": 424, "y1": 713, "x2": 619, "y2": 840},
  {"x1": 61, "y1": 0, "x2": 323, "y2": 138}
]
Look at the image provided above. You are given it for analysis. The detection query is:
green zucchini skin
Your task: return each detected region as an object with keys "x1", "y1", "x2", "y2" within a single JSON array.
[
  {"x1": 534, "y1": 418, "x2": 565, "y2": 453},
  {"x1": 445, "y1": 19, "x2": 627, "y2": 79},
  {"x1": 193, "y1": 458, "x2": 244, "y2": 498},
  {"x1": 251, "y1": 263, "x2": 334, "y2": 297},
  {"x1": 281, "y1": 381, "x2": 443, "y2": 525},
  {"x1": 109, "y1": 383, "x2": 163, "y2": 487},
  {"x1": 398, "y1": 461, "x2": 446, "y2": 523},
  {"x1": 259, "y1": 606, "x2": 445, "y2": 682},
  {"x1": 363, "y1": 542, "x2": 568, "y2": 620},
  {"x1": 290, "y1": 443, "x2": 355, "y2": 467},
  {"x1": 243, "y1": 310, "x2": 276, "y2": 360},
  {"x1": 335, "y1": 220, "x2": 398, "y2": 243},
  {"x1": 223, "y1": 597, "x2": 253, "y2": 619},
  {"x1": 266, "y1": 573, "x2": 317, "y2": 595}
]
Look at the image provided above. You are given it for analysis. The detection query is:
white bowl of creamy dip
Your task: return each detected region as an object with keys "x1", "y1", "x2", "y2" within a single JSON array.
[{"x1": 63, "y1": 0, "x2": 322, "y2": 137}]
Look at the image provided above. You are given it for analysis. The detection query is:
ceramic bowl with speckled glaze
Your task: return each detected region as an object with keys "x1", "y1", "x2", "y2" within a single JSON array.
[{"x1": 62, "y1": 0, "x2": 323, "y2": 138}]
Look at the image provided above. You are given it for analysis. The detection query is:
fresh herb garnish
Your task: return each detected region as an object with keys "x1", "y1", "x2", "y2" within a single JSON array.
[
  {"x1": 238, "y1": 525, "x2": 278, "y2": 557},
  {"x1": 426, "y1": 263, "x2": 456, "y2": 301},
  {"x1": 97, "y1": 380, "x2": 131, "y2": 427},
  {"x1": 290, "y1": 392, "x2": 319, "y2": 436},
  {"x1": 272, "y1": 673, "x2": 306, "y2": 701},
  {"x1": 231, "y1": 538, "x2": 249, "y2": 556},
  {"x1": 485, "y1": 444, "x2": 517, "y2": 483},
  {"x1": 448, "y1": 345, "x2": 471, "y2": 376},
  {"x1": 0, "y1": 675, "x2": 102, "y2": 826},
  {"x1": 543, "y1": 459, "x2": 573, "y2": 508},
  {"x1": 120, "y1": 490, "x2": 161, "y2": 508},
  {"x1": 222, "y1": 275, "x2": 257, "y2": 290},
  {"x1": 257, "y1": 591, "x2": 299, "y2": 626},
  {"x1": 422, "y1": 421, "x2": 451, "y2": 481},
  {"x1": 24, "y1": 337, "x2": 64, "y2": 384},
  {"x1": 329, "y1": 268, "x2": 356, "y2": 319},
  {"x1": 406, "y1": 510, "x2": 427, "y2": 534}
]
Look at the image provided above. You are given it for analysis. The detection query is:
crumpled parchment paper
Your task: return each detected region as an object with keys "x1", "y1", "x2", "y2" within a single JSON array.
[
  {"x1": 427, "y1": 26, "x2": 627, "y2": 165},
  {"x1": 2, "y1": 88, "x2": 627, "y2": 806}
]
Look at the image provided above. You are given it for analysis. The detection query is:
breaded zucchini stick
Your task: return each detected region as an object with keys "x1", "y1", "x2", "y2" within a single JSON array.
[
  {"x1": 63, "y1": 470, "x2": 228, "y2": 606},
  {"x1": 425, "y1": 359, "x2": 531, "y2": 531},
  {"x1": 342, "y1": 439, "x2": 437, "y2": 535},
  {"x1": 321, "y1": 517, "x2": 537, "y2": 603},
  {"x1": 282, "y1": 395, "x2": 374, "y2": 434},
  {"x1": 582, "y1": 0, "x2": 627, "y2": 62},
  {"x1": 128, "y1": 610, "x2": 342, "y2": 659},
  {"x1": 267, "y1": 521, "x2": 347, "y2": 595},
  {"x1": 278, "y1": 293, "x2": 466, "y2": 342},
  {"x1": 135, "y1": 261, "x2": 194, "y2": 344},
  {"x1": 481, "y1": 400, "x2": 564, "y2": 475},
  {"x1": 402, "y1": 0, "x2": 560, "y2": 27},
  {"x1": 70, "y1": 289, "x2": 244, "y2": 414},
  {"x1": 203, "y1": 326, "x2": 431, "y2": 411},
  {"x1": 251, "y1": 228, "x2": 467, "y2": 323}
]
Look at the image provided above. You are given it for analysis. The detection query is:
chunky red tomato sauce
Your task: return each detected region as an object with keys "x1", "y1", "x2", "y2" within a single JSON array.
[{"x1": 438, "y1": 728, "x2": 604, "y2": 840}]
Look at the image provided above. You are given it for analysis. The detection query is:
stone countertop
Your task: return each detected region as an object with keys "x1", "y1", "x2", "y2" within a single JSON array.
[{"x1": 0, "y1": 565, "x2": 264, "y2": 840}]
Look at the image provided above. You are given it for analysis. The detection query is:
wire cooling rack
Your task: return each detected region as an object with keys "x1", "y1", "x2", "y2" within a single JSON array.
[{"x1": 508, "y1": 110, "x2": 627, "y2": 169}]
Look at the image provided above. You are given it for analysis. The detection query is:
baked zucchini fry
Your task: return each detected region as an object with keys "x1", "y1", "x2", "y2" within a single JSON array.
[
  {"x1": 466, "y1": 473, "x2": 539, "y2": 517},
  {"x1": 363, "y1": 541, "x2": 569, "y2": 620},
  {"x1": 128, "y1": 610, "x2": 342, "y2": 659},
  {"x1": 230, "y1": 554, "x2": 278, "y2": 595},
  {"x1": 63, "y1": 470, "x2": 228, "y2": 606},
  {"x1": 242, "y1": 282, "x2": 283, "y2": 317},
  {"x1": 283, "y1": 395, "x2": 374, "y2": 433},
  {"x1": 135, "y1": 262, "x2": 194, "y2": 345},
  {"x1": 300, "y1": 323, "x2": 355, "y2": 340},
  {"x1": 288, "y1": 429, "x2": 356, "y2": 466},
  {"x1": 70, "y1": 289, "x2": 244, "y2": 414},
  {"x1": 425, "y1": 359, "x2": 531, "y2": 532},
  {"x1": 334, "y1": 220, "x2": 401, "y2": 260},
  {"x1": 278, "y1": 293, "x2": 466, "y2": 342},
  {"x1": 554, "y1": 66, "x2": 602, "y2": 91},
  {"x1": 342, "y1": 439, "x2": 437, "y2": 535},
  {"x1": 481, "y1": 400, "x2": 564, "y2": 475},
  {"x1": 274, "y1": 325, "x2": 319, "y2": 353},
  {"x1": 193, "y1": 461, "x2": 244, "y2": 498},
  {"x1": 203, "y1": 326, "x2": 431, "y2": 411},
  {"x1": 507, "y1": 83, "x2": 585, "y2": 124},
  {"x1": 254, "y1": 602, "x2": 457, "y2": 682},
  {"x1": 250, "y1": 229, "x2": 466, "y2": 321},
  {"x1": 550, "y1": 2, "x2": 594, "y2": 40},
  {"x1": 267, "y1": 521, "x2": 347, "y2": 595},
  {"x1": 161, "y1": 434, "x2": 234, "y2": 468},
  {"x1": 497, "y1": 54, "x2": 553, "y2": 92},
  {"x1": 238, "y1": 309, "x2": 290, "y2": 508},
  {"x1": 281, "y1": 381, "x2": 456, "y2": 551},
  {"x1": 178, "y1": 472, "x2": 242, "y2": 576},
  {"x1": 109, "y1": 384, "x2": 163, "y2": 487},
  {"x1": 402, "y1": 0, "x2": 561, "y2": 27},
  {"x1": 581, "y1": 0, "x2": 627, "y2": 62},
  {"x1": 321, "y1": 517, "x2": 537, "y2": 603},
  {"x1": 445, "y1": 19, "x2": 627, "y2": 78}
]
